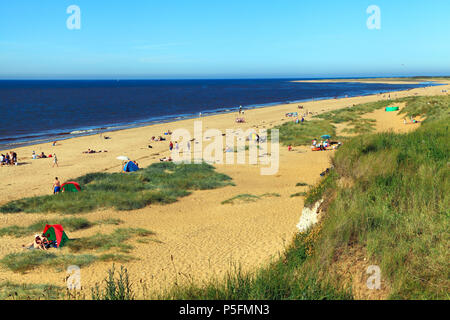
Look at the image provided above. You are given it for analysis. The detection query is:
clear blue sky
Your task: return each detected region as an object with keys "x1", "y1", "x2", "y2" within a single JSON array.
[{"x1": 1, "y1": 0, "x2": 449, "y2": 79}]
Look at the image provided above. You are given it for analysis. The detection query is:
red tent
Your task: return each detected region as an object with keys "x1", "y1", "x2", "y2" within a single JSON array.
[
  {"x1": 42, "y1": 224, "x2": 69, "y2": 248},
  {"x1": 61, "y1": 181, "x2": 81, "y2": 192}
]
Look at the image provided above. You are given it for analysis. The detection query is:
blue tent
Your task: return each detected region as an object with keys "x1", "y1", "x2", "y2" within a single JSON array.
[{"x1": 123, "y1": 161, "x2": 139, "y2": 172}]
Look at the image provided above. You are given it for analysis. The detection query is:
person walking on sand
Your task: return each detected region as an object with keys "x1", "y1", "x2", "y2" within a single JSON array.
[
  {"x1": 53, "y1": 177, "x2": 61, "y2": 194},
  {"x1": 52, "y1": 153, "x2": 58, "y2": 167},
  {"x1": 169, "y1": 141, "x2": 174, "y2": 151}
]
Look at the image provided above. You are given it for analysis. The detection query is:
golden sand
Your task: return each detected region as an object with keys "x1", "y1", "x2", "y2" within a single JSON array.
[{"x1": 0, "y1": 81, "x2": 448, "y2": 295}]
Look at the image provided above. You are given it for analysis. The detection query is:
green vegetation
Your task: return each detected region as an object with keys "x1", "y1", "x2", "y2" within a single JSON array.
[
  {"x1": 399, "y1": 95, "x2": 450, "y2": 122},
  {"x1": 222, "y1": 193, "x2": 280, "y2": 205},
  {"x1": 315, "y1": 100, "x2": 398, "y2": 123},
  {"x1": 0, "y1": 217, "x2": 124, "y2": 238},
  {"x1": 295, "y1": 182, "x2": 308, "y2": 187},
  {"x1": 67, "y1": 228, "x2": 155, "y2": 253},
  {"x1": 0, "y1": 281, "x2": 64, "y2": 300},
  {"x1": 304, "y1": 170, "x2": 337, "y2": 207},
  {"x1": 0, "y1": 251, "x2": 98, "y2": 273},
  {"x1": 315, "y1": 99, "x2": 412, "y2": 135},
  {"x1": 0, "y1": 162, "x2": 233, "y2": 214},
  {"x1": 290, "y1": 192, "x2": 307, "y2": 198},
  {"x1": 0, "y1": 250, "x2": 133, "y2": 273},
  {"x1": 315, "y1": 99, "x2": 449, "y2": 299},
  {"x1": 91, "y1": 265, "x2": 134, "y2": 300},
  {"x1": 341, "y1": 118, "x2": 377, "y2": 135},
  {"x1": 0, "y1": 217, "x2": 93, "y2": 238},
  {"x1": 274, "y1": 120, "x2": 336, "y2": 146},
  {"x1": 95, "y1": 218, "x2": 124, "y2": 226}
]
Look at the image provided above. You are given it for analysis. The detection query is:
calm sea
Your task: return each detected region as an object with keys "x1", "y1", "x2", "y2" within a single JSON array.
[{"x1": 0, "y1": 79, "x2": 434, "y2": 150}]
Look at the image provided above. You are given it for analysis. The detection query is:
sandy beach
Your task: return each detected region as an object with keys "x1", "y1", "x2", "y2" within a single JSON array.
[
  {"x1": 0, "y1": 80, "x2": 448, "y2": 296},
  {"x1": 293, "y1": 77, "x2": 438, "y2": 84}
]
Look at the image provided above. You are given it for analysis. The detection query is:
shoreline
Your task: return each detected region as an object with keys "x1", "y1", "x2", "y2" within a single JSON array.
[
  {"x1": 0, "y1": 82, "x2": 448, "y2": 294},
  {"x1": 0, "y1": 81, "x2": 443, "y2": 152}
]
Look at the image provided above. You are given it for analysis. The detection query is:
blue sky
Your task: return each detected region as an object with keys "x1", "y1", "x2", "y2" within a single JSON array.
[{"x1": 0, "y1": 0, "x2": 449, "y2": 79}]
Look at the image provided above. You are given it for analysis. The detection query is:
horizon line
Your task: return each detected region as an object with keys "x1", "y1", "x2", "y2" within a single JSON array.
[{"x1": 0, "y1": 74, "x2": 448, "y2": 81}]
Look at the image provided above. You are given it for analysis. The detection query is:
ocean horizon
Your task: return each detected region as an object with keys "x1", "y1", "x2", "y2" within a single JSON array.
[{"x1": 0, "y1": 78, "x2": 437, "y2": 150}]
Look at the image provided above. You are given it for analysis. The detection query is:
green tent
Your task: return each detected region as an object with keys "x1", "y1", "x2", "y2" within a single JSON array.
[
  {"x1": 61, "y1": 181, "x2": 81, "y2": 192},
  {"x1": 42, "y1": 224, "x2": 69, "y2": 248},
  {"x1": 385, "y1": 106, "x2": 399, "y2": 112}
]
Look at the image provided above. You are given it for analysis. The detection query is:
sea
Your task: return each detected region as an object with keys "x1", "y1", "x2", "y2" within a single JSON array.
[{"x1": 0, "y1": 78, "x2": 438, "y2": 150}]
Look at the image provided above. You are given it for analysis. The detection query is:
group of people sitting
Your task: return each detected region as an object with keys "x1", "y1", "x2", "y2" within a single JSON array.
[
  {"x1": 151, "y1": 136, "x2": 167, "y2": 141},
  {"x1": 23, "y1": 234, "x2": 57, "y2": 250},
  {"x1": 286, "y1": 112, "x2": 298, "y2": 118},
  {"x1": 0, "y1": 151, "x2": 17, "y2": 166},
  {"x1": 31, "y1": 151, "x2": 51, "y2": 159},
  {"x1": 311, "y1": 139, "x2": 342, "y2": 151}
]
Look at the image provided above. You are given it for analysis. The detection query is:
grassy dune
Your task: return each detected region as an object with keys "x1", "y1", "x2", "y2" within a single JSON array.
[
  {"x1": 275, "y1": 120, "x2": 336, "y2": 146},
  {"x1": 0, "y1": 162, "x2": 233, "y2": 214}
]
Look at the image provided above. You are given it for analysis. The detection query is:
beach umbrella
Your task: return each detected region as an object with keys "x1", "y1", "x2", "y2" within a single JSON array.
[
  {"x1": 321, "y1": 135, "x2": 331, "y2": 139},
  {"x1": 116, "y1": 156, "x2": 130, "y2": 161}
]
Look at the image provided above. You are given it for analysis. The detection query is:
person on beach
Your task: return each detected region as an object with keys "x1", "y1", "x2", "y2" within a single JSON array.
[
  {"x1": 52, "y1": 153, "x2": 58, "y2": 167},
  {"x1": 288, "y1": 145, "x2": 293, "y2": 152},
  {"x1": 23, "y1": 234, "x2": 47, "y2": 250},
  {"x1": 11, "y1": 151, "x2": 17, "y2": 165},
  {"x1": 169, "y1": 141, "x2": 174, "y2": 151},
  {"x1": 53, "y1": 177, "x2": 61, "y2": 194}
]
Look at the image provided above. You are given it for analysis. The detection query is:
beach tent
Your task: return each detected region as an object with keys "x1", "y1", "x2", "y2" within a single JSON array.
[
  {"x1": 123, "y1": 161, "x2": 139, "y2": 172},
  {"x1": 385, "y1": 106, "x2": 399, "y2": 112},
  {"x1": 61, "y1": 181, "x2": 81, "y2": 192},
  {"x1": 42, "y1": 224, "x2": 69, "y2": 248}
]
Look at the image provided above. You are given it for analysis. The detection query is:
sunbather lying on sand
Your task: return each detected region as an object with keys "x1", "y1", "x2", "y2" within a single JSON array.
[
  {"x1": 160, "y1": 156, "x2": 173, "y2": 162},
  {"x1": 23, "y1": 234, "x2": 47, "y2": 250},
  {"x1": 82, "y1": 149, "x2": 107, "y2": 154}
]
